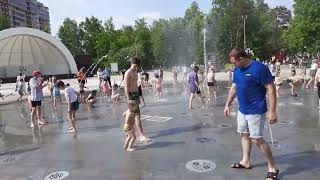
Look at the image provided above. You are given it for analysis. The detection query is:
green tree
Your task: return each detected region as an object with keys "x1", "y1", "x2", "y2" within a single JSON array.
[
  {"x1": 79, "y1": 16, "x2": 103, "y2": 59},
  {"x1": 95, "y1": 18, "x2": 116, "y2": 59},
  {"x1": 106, "y1": 46, "x2": 135, "y2": 70},
  {"x1": 57, "y1": 18, "x2": 83, "y2": 56},
  {"x1": 285, "y1": 0, "x2": 320, "y2": 53},
  {"x1": 209, "y1": 0, "x2": 286, "y2": 62},
  {"x1": 184, "y1": 2, "x2": 204, "y2": 65},
  {"x1": 134, "y1": 18, "x2": 154, "y2": 68},
  {"x1": 151, "y1": 19, "x2": 169, "y2": 66},
  {"x1": 0, "y1": 14, "x2": 10, "y2": 31}
]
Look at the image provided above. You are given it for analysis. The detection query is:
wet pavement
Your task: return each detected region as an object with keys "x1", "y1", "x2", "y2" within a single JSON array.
[{"x1": 0, "y1": 81, "x2": 320, "y2": 180}]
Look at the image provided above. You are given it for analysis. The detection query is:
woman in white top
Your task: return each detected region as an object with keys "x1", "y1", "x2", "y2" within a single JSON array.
[
  {"x1": 29, "y1": 70, "x2": 47, "y2": 127},
  {"x1": 306, "y1": 59, "x2": 319, "y2": 88},
  {"x1": 57, "y1": 81, "x2": 80, "y2": 133}
]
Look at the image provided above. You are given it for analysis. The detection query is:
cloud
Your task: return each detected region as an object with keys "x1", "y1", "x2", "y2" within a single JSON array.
[
  {"x1": 113, "y1": 16, "x2": 133, "y2": 28},
  {"x1": 138, "y1": 12, "x2": 161, "y2": 24}
]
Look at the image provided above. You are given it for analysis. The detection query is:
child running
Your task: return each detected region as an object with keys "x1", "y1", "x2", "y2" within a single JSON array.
[
  {"x1": 52, "y1": 77, "x2": 62, "y2": 109},
  {"x1": 111, "y1": 84, "x2": 120, "y2": 103},
  {"x1": 86, "y1": 90, "x2": 97, "y2": 106},
  {"x1": 57, "y1": 81, "x2": 80, "y2": 133},
  {"x1": 123, "y1": 100, "x2": 137, "y2": 152}
]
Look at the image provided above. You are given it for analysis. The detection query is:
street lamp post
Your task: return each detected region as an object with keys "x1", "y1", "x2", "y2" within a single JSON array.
[{"x1": 242, "y1": 15, "x2": 247, "y2": 49}]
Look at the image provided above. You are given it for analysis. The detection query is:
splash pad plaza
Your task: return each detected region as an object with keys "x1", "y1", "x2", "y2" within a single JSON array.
[
  {"x1": 0, "y1": 77, "x2": 320, "y2": 179},
  {"x1": 0, "y1": 27, "x2": 319, "y2": 180}
]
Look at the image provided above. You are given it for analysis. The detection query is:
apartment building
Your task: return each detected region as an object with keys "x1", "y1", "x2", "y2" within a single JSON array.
[{"x1": 0, "y1": 0, "x2": 50, "y2": 32}]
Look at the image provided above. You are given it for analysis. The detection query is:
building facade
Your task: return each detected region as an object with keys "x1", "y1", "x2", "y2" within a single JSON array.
[{"x1": 0, "y1": 0, "x2": 50, "y2": 32}]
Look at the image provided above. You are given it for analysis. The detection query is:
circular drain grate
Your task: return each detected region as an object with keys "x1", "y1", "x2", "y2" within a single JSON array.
[
  {"x1": 44, "y1": 171, "x2": 69, "y2": 180},
  {"x1": 217, "y1": 124, "x2": 232, "y2": 128},
  {"x1": 195, "y1": 137, "x2": 216, "y2": 144},
  {"x1": 186, "y1": 159, "x2": 216, "y2": 173}
]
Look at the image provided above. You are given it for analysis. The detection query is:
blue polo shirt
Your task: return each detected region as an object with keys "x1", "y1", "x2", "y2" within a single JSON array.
[
  {"x1": 102, "y1": 68, "x2": 111, "y2": 78},
  {"x1": 233, "y1": 61, "x2": 273, "y2": 115}
]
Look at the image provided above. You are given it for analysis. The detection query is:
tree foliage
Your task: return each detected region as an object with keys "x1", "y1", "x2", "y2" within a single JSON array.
[
  {"x1": 57, "y1": 0, "x2": 300, "y2": 69},
  {"x1": 0, "y1": 14, "x2": 10, "y2": 31},
  {"x1": 79, "y1": 16, "x2": 103, "y2": 59},
  {"x1": 284, "y1": 0, "x2": 320, "y2": 54},
  {"x1": 57, "y1": 18, "x2": 83, "y2": 56}
]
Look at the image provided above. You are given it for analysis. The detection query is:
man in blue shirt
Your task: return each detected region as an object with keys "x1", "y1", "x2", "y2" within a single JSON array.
[
  {"x1": 224, "y1": 48, "x2": 279, "y2": 180},
  {"x1": 102, "y1": 67, "x2": 112, "y2": 88}
]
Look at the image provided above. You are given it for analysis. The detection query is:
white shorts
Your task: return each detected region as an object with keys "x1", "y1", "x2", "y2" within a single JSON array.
[{"x1": 237, "y1": 111, "x2": 266, "y2": 139}]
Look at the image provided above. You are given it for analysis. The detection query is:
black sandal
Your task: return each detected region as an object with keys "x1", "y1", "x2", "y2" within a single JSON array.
[
  {"x1": 266, "y1": 169, "x2": 279, "y2": 180},
  {"x1": 230, "y1": 162, "x2": 252, "y2": 169}
]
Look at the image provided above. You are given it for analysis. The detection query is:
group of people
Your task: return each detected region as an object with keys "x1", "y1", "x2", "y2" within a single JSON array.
[
  {"x1": 187, "y1": 64, "x2": 217, "y2": 109},
  {"x1": 267, "y1": 56, "x2": 320, "y2": 99},
  {"x1": 26, "y1": 70, "x2": 79, "y2": 133},
  {"x1": 7, "y1": 47, "x2": 320, "y2": 179},
  {"x1": 24, "y1": 58, "x2": 151, "y2": 148}
]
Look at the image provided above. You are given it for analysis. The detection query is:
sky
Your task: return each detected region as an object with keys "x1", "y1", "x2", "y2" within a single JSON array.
[{"x1": 39, "y1": 0, "x2": 294, "y2": 36}]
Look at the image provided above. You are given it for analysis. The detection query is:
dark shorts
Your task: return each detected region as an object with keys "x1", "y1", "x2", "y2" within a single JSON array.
[
  {"x1": 80, "y1": 90, "x2": 84, "y2": 94},
  {"x1": 196, "y1": 90, "x2": 201, "y2": 94},
  {"x1": 207, "y1": 82, "x2": 215, "y2": 87},
  {"x1": 78, "y1": 79, "x2": 86, "y2": 84},
  {"x1": 138, "y1": 85, "x2": 143, "y2": 96},
  {"x1": 31, "y1": 101, "x2": 41, "y2": 107},
  {"x1": 128, "y1": 92, "x2": 140, "y2": 114},
  {"x1": 287, "y1": 79, "x2": 293, "y2": 84},
  {"x1": 103, "y1": 77, "x2": 111, "y2": 82},
  {"x1": 70, "y1": 100, "x2": 79, "y2": 111},
  {"x1": 276, "y1": 83, "x2": 282, "y2": 86},
  {"x1": 18, "y1": 91, "x2": 23, "y2": 96}
]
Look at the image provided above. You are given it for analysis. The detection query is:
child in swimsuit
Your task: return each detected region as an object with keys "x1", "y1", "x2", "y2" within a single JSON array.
[
  {"x1": 16, "y1": 79, "x2": 24, "y2": 102},
  {"x1": 111, "y1": 84, "x2": 120, "y2": 103},
  {"x1": 102, "y1": 80, "x2": 109, "y2": 101},
  {"x1": 274, "y1": 72, "x2": 282, "y2": 97},
  {"x1": 155, "y1": 74, "x2": 162, "y2": 99},
  {"x1": 48, "y1": 77, "x2": 53, "y2": 100},
  {"x1": 52, "y1": 77, "x2": 62, "y2": 109},
  {"x1": 86, "y1": 90, "x2": 97, "y2": 106},
  {"x1": 123, "y1": 100, "x2": 137, "y2": 152},
  {"x1": 287, "y1": 67, "x2": 298, "y2": 96}
]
